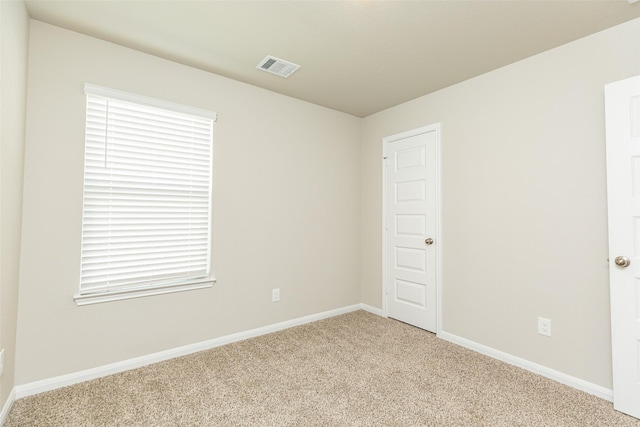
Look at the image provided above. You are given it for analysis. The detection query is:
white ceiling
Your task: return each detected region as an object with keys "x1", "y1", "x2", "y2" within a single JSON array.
[{"x1": 24, "y1": 0, "x2": 640, "y2": 117}]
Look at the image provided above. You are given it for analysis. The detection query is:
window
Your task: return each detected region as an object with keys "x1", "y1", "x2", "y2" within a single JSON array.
[{"x1": 75, "y1": 84, "x2": 216, "y2": 305}]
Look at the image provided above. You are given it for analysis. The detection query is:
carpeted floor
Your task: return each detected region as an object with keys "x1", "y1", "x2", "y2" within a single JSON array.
[{"x1": 5, "y1": 310, "x2": 640, "y2": 426}]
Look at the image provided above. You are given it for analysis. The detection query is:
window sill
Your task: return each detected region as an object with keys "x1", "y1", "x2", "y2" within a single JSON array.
[{"x1": 73, "y1": 279, "x2": 215, "y2": 306}]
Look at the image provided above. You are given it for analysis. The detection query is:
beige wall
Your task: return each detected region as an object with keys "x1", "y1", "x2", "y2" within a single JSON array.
[
  {"x1": 361, "y1": 18, "x2": 640, "y2": 389},
  {"x1": 0, "y1": 0, "x2": 29, "y2": 409},
  {"x1": 15, "y1": 21, "x2": 361, "y2": 384}
]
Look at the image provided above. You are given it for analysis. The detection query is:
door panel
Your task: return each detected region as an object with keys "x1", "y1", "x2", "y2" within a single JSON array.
[
  {"x1": 605, "y1": 75, "x2": 640, "y2": 419},
  {"x1": 396, "y1": 215, "x2": 426, "y2": 236},
  {"x1": 385, "y1": 127, "x2": 438, "y2": 332}
]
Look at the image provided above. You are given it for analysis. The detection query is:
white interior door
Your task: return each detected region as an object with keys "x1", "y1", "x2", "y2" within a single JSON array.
[
  {"x1": 605, "y1": 75, "x2": 640, "y2": 419},
  {"x1": 384, "y1": 125, "x2": 439, "y2": 332}
]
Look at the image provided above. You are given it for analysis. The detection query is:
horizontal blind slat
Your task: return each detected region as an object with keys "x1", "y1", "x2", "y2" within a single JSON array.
[
  {"x1": 81, "y1": 235, "x2": 210, "y2": 245},
  {"x1": 81, "y1": 244, "x2": 209, "y2": 260}
]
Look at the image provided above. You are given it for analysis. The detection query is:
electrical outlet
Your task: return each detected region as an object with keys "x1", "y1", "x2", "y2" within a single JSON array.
[
  {"x1": 272, "y1": 288, "x2": 280, "y2": 302},
  {"x1": 538, "y1": 317, "x2": 551, "y2": 337},
  {"x1": 0, "y1": 349, "x2": 4, "y2": 377}
]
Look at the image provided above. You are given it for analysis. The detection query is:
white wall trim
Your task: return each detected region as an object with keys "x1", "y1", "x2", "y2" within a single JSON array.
[
  {"x1": 439, "y1": 331, "x2": 613, "y2": 402},
  {"x1": 14, "y1": 304, "x2": 363, "y2": 399},
  {"x1": 84, "y1": 83, "x2": 217, "y2": 121},
  {"x1": 0, "y1": 388, "x2": 16, "y2": 426},
  {"x1": 360, "y1": 303, "x2": 384, "y2": 317},
  {"x1": 74, "y1": 279, "x2": 215, "y2": 306},
  {"x1": 13, "y1": 305, "x2": 611, "y2": 406}
]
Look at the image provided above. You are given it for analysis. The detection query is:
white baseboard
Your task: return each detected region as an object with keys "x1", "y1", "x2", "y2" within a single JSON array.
[
  {"x1": 439, "y1": 331, "x2": 613, "y2": 402},
  {"x1": 16, "y1": 306, "x2": 608, "y2": 406},
  {"x1": 360, "y1": 303, "x2": 384, "y2": 317},
  {"x1": 15, "y1": 304, "x2": 364, "y2": 399},
  {"x1": 0, "y1": 388, "x2": 16, "y2": 426}
]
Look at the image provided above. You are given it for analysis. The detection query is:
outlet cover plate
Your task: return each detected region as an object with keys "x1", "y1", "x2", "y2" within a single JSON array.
[{"x1": 538, "y1": 317, "x2": 551, "y2": 337}]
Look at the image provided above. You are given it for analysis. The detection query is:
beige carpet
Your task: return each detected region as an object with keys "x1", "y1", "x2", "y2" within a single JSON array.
[{"x1": 5, "y1": 310, "x2": 640, "y2": 426}]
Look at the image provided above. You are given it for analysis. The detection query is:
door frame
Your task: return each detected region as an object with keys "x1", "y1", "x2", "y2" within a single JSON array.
[{"x1": 382, "y1": 123, "x2": 442, "y2": 335}]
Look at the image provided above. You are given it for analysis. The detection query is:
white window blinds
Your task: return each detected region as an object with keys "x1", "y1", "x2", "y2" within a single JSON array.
[{"x1": 79, "y1": 85, "x2": 215, "y2": 299}]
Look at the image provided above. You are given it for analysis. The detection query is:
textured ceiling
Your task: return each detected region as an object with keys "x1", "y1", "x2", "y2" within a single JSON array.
[{"x1": 24, "y1": 0, "x2": 640, "y2": 117}]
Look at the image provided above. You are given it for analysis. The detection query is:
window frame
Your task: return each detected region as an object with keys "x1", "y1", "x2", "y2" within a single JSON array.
[{"x1": 74, "y1": 84, "x2": 216, "y2": 306}]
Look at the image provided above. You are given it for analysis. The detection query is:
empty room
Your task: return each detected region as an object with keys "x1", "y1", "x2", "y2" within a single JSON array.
[{"x1": 2, "y1": 0, "x2": 640, "y2": 425}]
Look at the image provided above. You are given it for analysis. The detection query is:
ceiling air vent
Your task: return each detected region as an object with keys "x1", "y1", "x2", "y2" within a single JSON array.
[{"x1": 257, "y1": 55, "x2": 301, "y2": 78}]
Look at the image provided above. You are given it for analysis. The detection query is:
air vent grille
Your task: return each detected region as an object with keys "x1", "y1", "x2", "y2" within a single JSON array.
[{"x1": 257, "y1": 55, "x2": 300, "y2": 78}]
